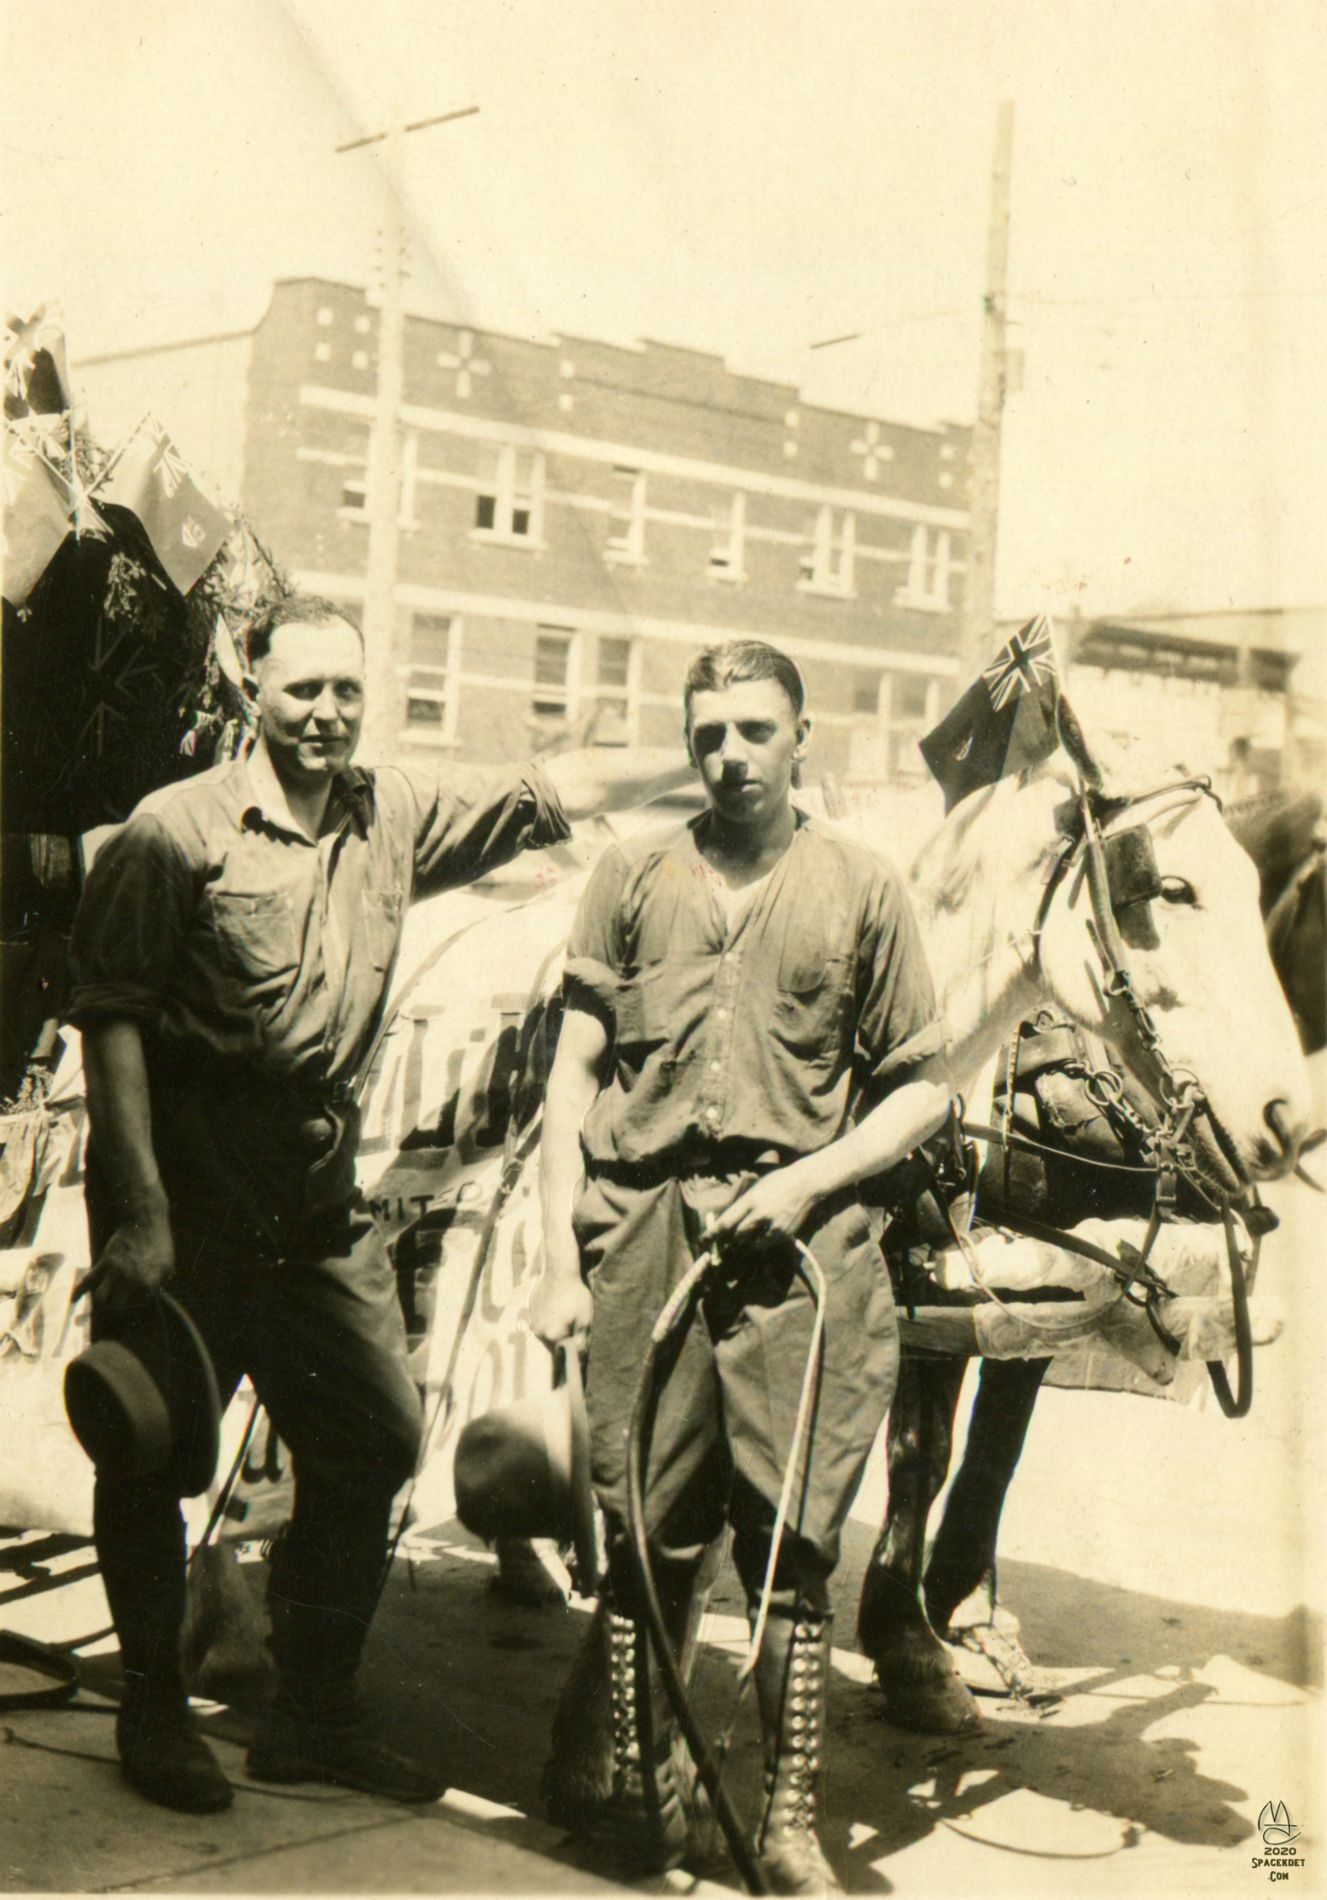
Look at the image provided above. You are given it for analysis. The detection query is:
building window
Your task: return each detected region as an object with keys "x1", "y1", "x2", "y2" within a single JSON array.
[
  {"x1": 798, "y1": 505, "x2": 855, "y2": 596},
  {"x1": 352, "y1": 349, "x2": 369, "y2": 371},
  {"x1": 586, "y1": 635, "x2": 638, "y2": 746},
  {"x1": 901, "y1": 525, "x2": 952, "y2": 608},
  {"x1": 475, "y1": 446, "x2": 543, "y2": 543},
  {"x1": 851, "y1": 669, "x2": 882, "y2": 716},
  {"x1": 708, "y1": 493, "x2": 746, "y2": 581},
  {"x1": 605, "y1": 466, "x2": 647, "y2": 564},
  {"x1": 846, "y1": 669, "x2": 886, "y2": 782},
  {"x1": 314, "y1": 340, "x2": 332, "y2": 364},
  {"x1": 316, "y1": 307, "x2": 334, "y2": 327},
  {"x1": 337, "y1": 427, "x2": 371, "y2": 515},
  {"x1": 885, "y1": 670, "x2": 944, "y2": 780},
  {"x1": 403, "y1": 612, "x2": 459, "y2": 745},
  {"x1": 531, "y1": 626, "x2": 578, "y2": 726}
]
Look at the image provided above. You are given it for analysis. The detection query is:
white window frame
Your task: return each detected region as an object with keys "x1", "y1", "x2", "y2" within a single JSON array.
[
  {"x1": 473, "y1": 445, "x2": 545, "y2": 545},
  {"x1": 708, "y1": 492, "x2": 747, "y2": 582},
  {"x1": 899, "y1": 525, "x2": 952, "y2": 609},
  {"x1": 401, "y1": 611, "x2": 462, "y2": 748},
  {"x1": 531, "y1": 625, "x2": 581, "y2": 727},
  {"x1": 584, "y1": 634, "x2": 640, "y2": 747},
  {"x1": 798, "y1": 505, "x2": 855, "y2": 597},
  {"x1": 605, "y1": 466, "x2": 647, "y2": 565},
  {"x1": 397, "y1": 432, "x2": 420, "y2": 531}
]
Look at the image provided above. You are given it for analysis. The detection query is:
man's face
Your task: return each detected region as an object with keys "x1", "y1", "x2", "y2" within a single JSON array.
[
  {"x1": 256, "y1": 618, "x2": 366, "y2": 788},
  {"x1": 686, "y1": 677, "x2": 807, "y2": 827}
]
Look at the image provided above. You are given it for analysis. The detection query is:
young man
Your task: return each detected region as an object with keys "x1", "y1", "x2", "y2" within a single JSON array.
[
  {"x1": 65, "y1": 594, "x2": 691, "y2": 1816},
  {"x1": 530, "y1": 639, "x2": 951, "y2": 1894}
]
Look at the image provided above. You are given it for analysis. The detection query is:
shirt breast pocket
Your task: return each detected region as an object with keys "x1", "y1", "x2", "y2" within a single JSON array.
[
  {"x1": 361, "y1": 888, "x2": 405, "y2": 972},
  {"x1": 208, "y1": 890, "x2": 297, "y2": 981},
  {"x1": 775, "y1": 936, "x2": 848, "y2": 1063}
]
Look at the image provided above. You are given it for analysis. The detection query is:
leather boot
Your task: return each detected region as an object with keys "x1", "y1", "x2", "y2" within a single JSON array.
[
  {"x1": 751, "y1": 1609, "x2": 842, "y2": 1897},
  {"x1": 589, "y1": 1607, "x2": 690, "y2": 1874},
  {"x1": 247, "y1": 1510, "x2": 443, "y2": 1804},
  {"x1": 117, "y1": 1669, "x2": 233, "y2": 1814},
  {"x1": 95, "y1": 1476, "x2": 233, "y2": 1814}
]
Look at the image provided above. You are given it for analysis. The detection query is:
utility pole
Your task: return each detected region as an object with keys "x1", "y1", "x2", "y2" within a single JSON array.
[
  {"x1": 335, "y1": 105, "x2": 479, "y2": 759},
  {"x1": 956, "y1": 100, "x2": 1014, "y2": 691}
]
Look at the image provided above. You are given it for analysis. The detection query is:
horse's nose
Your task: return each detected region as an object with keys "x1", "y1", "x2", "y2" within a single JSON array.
[{"x1": 1262, "y1": 1098, "x2": 1308, "y2": 1170}]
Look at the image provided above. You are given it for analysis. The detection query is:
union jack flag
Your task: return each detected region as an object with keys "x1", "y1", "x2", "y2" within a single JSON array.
[{"x1": 982, "y1": 615, "x2": 1059, "y2": 710}]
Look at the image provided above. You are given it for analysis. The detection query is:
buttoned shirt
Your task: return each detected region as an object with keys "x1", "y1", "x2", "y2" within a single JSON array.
[
  {"x1": 566, "y1": 810, "x2": 942, "y2": 1170},
  {"x1": 67, "y1": 752, "x2": 570, "y2": 1085}
]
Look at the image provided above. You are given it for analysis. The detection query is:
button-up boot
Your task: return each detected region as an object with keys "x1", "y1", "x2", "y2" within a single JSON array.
[{"x1": 751, "y1": 1607, "x2": 842, "y2": 1896}]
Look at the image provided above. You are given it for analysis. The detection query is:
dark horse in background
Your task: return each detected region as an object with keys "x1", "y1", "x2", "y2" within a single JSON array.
[{"x1": 859, "y1": 785, "x2": 1326, "y2": 1732}]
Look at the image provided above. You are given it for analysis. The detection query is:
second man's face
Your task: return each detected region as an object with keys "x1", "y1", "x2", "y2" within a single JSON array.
[{"x1": 686, "y1": 677, "x2": 807, "y2": 827}]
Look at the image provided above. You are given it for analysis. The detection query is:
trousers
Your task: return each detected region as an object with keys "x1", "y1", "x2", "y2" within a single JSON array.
[
  {"x1": 574, "y1": 1167, "x2": 898, "y2": 1594},
  {"x1": 89, "y1": 1187, "x2": 422, "y2": 1711}
]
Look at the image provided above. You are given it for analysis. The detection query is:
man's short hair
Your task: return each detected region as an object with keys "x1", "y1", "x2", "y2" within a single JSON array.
[
  {"x1": 683, "y1": 640, "x2": 807, "y2": 722},
  {"x1": 246, "y1": 594, "x2": 364, "y2": 668}
]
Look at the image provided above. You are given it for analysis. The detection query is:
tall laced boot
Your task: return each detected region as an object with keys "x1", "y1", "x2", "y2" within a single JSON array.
[
  {"x1": 589, "y1": 1606, "x2": 689, "y2": 1874},
  {"x1": 751, "y1": 1608, "x2": 842, "y2": 1897}
]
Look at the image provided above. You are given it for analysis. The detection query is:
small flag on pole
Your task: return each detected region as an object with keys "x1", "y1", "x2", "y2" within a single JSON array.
[
  {"x1": 91, "y1": 414, "x2": 233, "y2": 594},
  {"x1": 2, "y1": 430, "x2": 72, "y2": 604},
  {"x1": 919, "y1": 615, "x2": 1062, "y2": 811}
]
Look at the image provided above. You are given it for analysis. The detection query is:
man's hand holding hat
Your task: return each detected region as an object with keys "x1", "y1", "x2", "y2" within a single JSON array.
[{"x1": 79, "y1": 1192, "x2": 175, "y2": 1317}]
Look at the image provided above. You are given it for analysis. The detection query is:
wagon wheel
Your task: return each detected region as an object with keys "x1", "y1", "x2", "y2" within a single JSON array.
[{"x1": 1205, "y1": 1203, "x2": 1253, "y2": 1419}]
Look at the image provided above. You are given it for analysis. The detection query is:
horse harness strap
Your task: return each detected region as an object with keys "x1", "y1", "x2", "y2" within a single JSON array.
[{"x1": 996, "y1": 775, "x2": 1263, "y2": 1413}]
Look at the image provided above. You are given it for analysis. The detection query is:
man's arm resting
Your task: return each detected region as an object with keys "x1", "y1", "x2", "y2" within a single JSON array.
[
  {"x1": 541, "y1": 747, "x2": 693, "y2": 822},
  {"x1": 529, "y1": 1003, "x2": 608, "y2": 1346},
  {"x1": 80, "y1": 1019, "x2": 174, "y2": 1312},
  {"x1": 708, "y1": 1067, "x2": 953, "y2": 1246}
]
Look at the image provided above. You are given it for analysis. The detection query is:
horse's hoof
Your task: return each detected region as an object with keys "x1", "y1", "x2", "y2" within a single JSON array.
[{"x1": 867, "y1": 1638, "x2": 984, "y2": 1734}]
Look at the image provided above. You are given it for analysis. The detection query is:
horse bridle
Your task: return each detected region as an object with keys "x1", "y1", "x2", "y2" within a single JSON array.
[{"x1": 1005, "y1": 775, "x2": 1270, "y2": 1416}]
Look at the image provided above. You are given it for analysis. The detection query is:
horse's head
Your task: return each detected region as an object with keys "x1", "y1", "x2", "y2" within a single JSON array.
[{"x1": 1038, "y1": 776, "x2": 1312, "y2": 1186}]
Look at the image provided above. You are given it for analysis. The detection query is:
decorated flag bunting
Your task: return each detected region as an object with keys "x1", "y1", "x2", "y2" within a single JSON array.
[
  {"x1": 91, "y1": 414, "x2": 234, "y2": 594},
  {"x1": 2, "y1": 431, "x2": 72, "y2": 604},
  {"x1": 919, "y1": 615, "x2": 1062, "y2": 811}
]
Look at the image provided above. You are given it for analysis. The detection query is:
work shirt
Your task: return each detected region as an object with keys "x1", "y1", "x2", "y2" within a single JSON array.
[
  {"x1": 566, "y1": 809, "x2": 942, "y2": 1170},
  {"x1": 66, "y1": 752, "x2": 570, "y2": 1087},
  {"x1": 65, "y1": 752, "x2": 570, "y2": 1259}
]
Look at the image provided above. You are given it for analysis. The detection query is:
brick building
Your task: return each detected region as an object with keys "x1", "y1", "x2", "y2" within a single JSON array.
[{"x1": 77, "y1": 277, "x2": 971, "y2": 784}]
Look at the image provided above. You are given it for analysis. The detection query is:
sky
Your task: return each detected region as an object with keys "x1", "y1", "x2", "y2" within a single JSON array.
[{"x1": 5, "y1": 0, "x2": 1325, "y2": 622}]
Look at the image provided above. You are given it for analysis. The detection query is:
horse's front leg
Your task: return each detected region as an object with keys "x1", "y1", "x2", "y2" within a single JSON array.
[
  {"x1": 857, "y1": 1355, "x2": 981, "y2": 1733},
  {"x1": 922, "y1": 1355, "x2": 1050, "y2": 1637}
]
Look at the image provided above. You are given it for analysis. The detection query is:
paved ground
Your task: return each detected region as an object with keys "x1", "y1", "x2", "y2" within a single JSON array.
[{"x1": 3, "y1": 1143, "x2": 1322, "y2": 1896}]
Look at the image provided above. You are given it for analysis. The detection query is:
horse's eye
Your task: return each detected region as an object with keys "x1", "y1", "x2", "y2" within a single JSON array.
[{"x1": 1159, "y1": 877, "x2": 1197, "y2": 906}]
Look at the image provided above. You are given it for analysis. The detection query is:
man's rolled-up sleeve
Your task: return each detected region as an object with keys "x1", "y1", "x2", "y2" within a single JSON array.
[
  {"x1": 407, "y1": 761, "x2": 572, "y2": 896},
  {"x1": 856, "y1": 864, "x2": 947, "y2": 1089},
  {"x1": 562, "y1": 846, "x2": 628, "y2": 1027},
  {"x1": 64, "y1": 818, "x2": 193, "y2": 1029}
]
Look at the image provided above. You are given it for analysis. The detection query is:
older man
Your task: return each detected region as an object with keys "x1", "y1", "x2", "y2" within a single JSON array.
[
  {"x1": 531, "y1": 639, "x2": 950, "y2": 1893},
  {"x1": 65, "y1": 593, "x2": 690, "y2": 1816}
]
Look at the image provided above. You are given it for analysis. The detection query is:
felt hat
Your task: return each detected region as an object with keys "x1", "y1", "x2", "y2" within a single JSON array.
[
  {"x1": 453, "y1": 1346, "x2": 598, "y2": 1594},
  {"x1": 63, "y1": 1291, "x2": 221, "y2": 1498}
]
